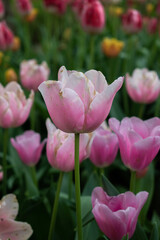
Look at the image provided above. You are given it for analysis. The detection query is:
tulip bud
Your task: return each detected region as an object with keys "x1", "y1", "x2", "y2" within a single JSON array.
[
  {"x1": 5, "y1": 68, "x2": 18, "y2": 83},
  {"x1": 0, "y1": 0, "x2": 4, "y2": 18},
  {"x1": 43, "y1": 0, "x2": 68, "y2": 14},
  {"x1": 11, "y1": 36, "x2": 21, "y2": 51},
  {"x1": 101, "y1": 37, "x2": 124, "y2": 57},
  {"x1": 0, "y1": 21, "x2": 14, "y2": 50},
  {"x1": 122, "y1": 9, "x2": 142, "y2": 34},
  {"x1": 16, "y1": 0, "x2": 32, "y2": 15}
]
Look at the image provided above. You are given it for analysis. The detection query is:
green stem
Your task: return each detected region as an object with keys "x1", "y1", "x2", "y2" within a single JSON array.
[
  {"x1": 138, "y1": 103, "x2": 145, "y2": 119},
  {"x1": 2, "y1": 128, "x2": 9, "y2": 195},
  {"x1": 155, "y1": 96, "x2": 160, "y2": 117},
  {"x1": 88, "y1": 35, "x2": 95, "y2": 69},
  {"x1": 48, "y1": 171, "x2": 64, "y2": 240},
  {"x1": 30, "y1": 166, "x2": 38, "y2": 188},
  {"x1": 75, "y1": 133, "x2": 83, "y2": 240},
  {"x1": 30, "y1": 97, "x2": 36, "y2": 130},
  {"x1": 130, "y1": 171, "x2": 136, "y2": 193},
  {"x1": 68, "y1": 171, "x2": 73, "y2": 200}
]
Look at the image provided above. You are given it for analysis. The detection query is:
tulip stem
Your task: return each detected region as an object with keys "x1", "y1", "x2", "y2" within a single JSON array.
[
  {"x1": 130, "y1": 171, "x2": 136, "y2": 193},
  {"x1": 2, "y1": 128, "x2": 8, "y2": 195},
  {"x1": 48, "y1": 171, "x2": 64, "y2": 240},
  {"x1": 89, "y1": 35, "x2": 95, "y2": 69},
  {"x1": 68, "y1": 171, "x2": 73, "y2": 200},
  {"x1": 75, "y1": 133, "x2": 83, "y2": 240},
  {"x1": 30, "y1": 166, "x2": 38, "y2": 188},
  {"x1": 138, "y1": 103, "x2": 145, "y2": 119}
]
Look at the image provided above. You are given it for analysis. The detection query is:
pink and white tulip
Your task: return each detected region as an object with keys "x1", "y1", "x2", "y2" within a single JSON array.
[
  {"x1": 11, "y1": 130, "x2": 46, "y2": 166},
  {"x1": 90, "y1": 122, "x2": 118, "y2": 167},
  {"x1": 0, "y1": 194, "x2": 33, "y2": 240},
  {"x1": 16, "y1": 0, "x2": 32, "y2": 15},
  {"x1": 81, "y1": 0, "x2": 105, "y2": 33},
  {"x1": 126, "y1": 68, "x2": 160, "y2": 104},
  {"x1": 0, "y1": 21, "x2": 14, "y2": 50},
  {"x1": 39, "y1": 66, "x2": 123, "y2": 133},
  {"x1": 20, "y1": 59, "x2": 50, "y2": 91},
  {"x1": 0, "y1": 0, "x2": 4, "y2": 18},
  {"x1": 46, "y1": 118, "x2": 90, "y2": 172},
  {"x1": 122, "y1": 9, "x2": 142, "y2": 34},
  {"x1": 92, "y1": 187, "x2": 148, "y2": 240},
  {"x1": 0, "y1": 82, "x2": 34, "y2": 128},
  {"x1": 109, "y1": 117, "x2": 160, "y2": 171}
]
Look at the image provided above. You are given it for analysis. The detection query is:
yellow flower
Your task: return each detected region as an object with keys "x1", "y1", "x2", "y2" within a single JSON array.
[
  {"x1": 109, "y1": 6, "x2": 123, "y2": 17},
  {"x1": 63, "y1": 28, "x2": 72, "y2": 41},
  {"x1": 146, "y1": 4, "x2": 154, "y2": 14},
  {"x1": 0, "y1": 52, "x2": 4, "y2": 65},
  {"x1": 25, "y1": 8, "x2": 38, "y2": 22},
  {"x1": 101, "y1": 38, "x2": 124, "y2": 57},
  {"x1": 5, "y1": 69, "x2": 18, "y2": 83},
  {"x1": 11, "y1": 37, "x2": 21, "y2": 51}
]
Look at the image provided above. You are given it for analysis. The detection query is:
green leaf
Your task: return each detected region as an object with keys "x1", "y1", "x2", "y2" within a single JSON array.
[
  {"x1": 101, "y1": 174, "x2": 119, "y2": 196},
  {"x1": 82, "y1": 171, "x2": 99, "y2": 196},
  {"x1": 150, "y1": 222, "x2": 159, "y2": 240},
  {"x1": 131, "y1": 222, "x2": 148, "y2": 240}
]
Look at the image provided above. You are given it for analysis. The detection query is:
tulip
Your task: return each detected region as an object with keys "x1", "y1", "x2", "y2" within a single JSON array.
[
  {"x1": 11, "y1": 36, "x2": 21, "y2": 51},
  {"x1": 90, "y1": 122, "x2": 118, "y2": 167},
  {"x1": 109, "y1": 117, "x2": 160, "y2": 171},
  {"x1": 101, "y1": 38, "x2": 124, "y2": 57},
  {"x1": 80, "y1": 0, "x2": 105, "y2": 33},
  {"x1": 11, "y1": 130, "x2": 46, "y2": 166},
  {"x1": 0, "y1": 21, "x2": 14, "y2": 50},
  {"x1": 0, "y1": 194, "x2": 33, "y2": 240},
  {"x1": 16, "y1": 0, "x2": 32, "y2": 15},
  {"x1": 20, "y1": 59, "x2": 50, "y2": 91},
  {"x1": 46, "y1": 118, "x2": 90, "y2": 172},
  {"x1": 71, "y1": 0, "x2": 84, "y2": 16},
  {"x1": 146, "y1": 18, "x2": 158, "y2": 34},
  {"x1": 25, "y1": 8, "x2": 38, "y2": 22},
  {"x1": 126, "y1": 68, "x2": 160, "y2": 104},
  {"x1": 0, "y1": 0, "x2": 4, "y2": 18},
  {"x1": 43, "y1": 0, "x2": 68, "y2": 14},
  {"x1": 122, "y1": 9, "x2": 142, "y2": 34},
  {"x1": 5, "y1": 68, "x2": 18, "y2": 83},
  {"x1": 0, "y1": 82, "x2": 34, "y2": 128},
  {"x1": 92, "y1": 187, "x2": 148, "y2": 240},
  {"x1": 39, "y1": 66, "x2": 123, "y2": 133},
  {"x1": 0, "y1": 165, "x2": 3, "y2": 181}
]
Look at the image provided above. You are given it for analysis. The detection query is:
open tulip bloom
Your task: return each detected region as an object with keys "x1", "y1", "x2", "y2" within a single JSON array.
[
  {"x1": 39, "y1": 66, "x2": 123, "y2": 133},
  {"x1": 92, "y1": 187, "x2": 148, "y2": 240},
  {"x1": 0, "y1": 194, "x2": 33, "y2": 240}
]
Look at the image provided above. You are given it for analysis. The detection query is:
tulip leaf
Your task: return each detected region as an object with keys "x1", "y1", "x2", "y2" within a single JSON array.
[
  {"x1": 101, "y1": 174, "x2": 119, "y2": 196},
  {"x1": 150, "y1": 222, "x2": 159, "y2": 240},
  {"x1": 82, "y1": 171, "x2": 99, "y2": 196},
  {"x1": 131, "y1": 222, "x2": 148, "y2": 240}
]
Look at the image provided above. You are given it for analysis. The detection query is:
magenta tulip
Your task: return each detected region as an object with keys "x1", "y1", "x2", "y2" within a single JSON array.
[
  {"x1": 122, "y1": 9, "x2": 142, "y2": 34},
  {"x1": 39, "y1": 66, "x2": 123, "y2": 133},
  {"x1": 16, "y1": 0, "x2": 32, "y2": 15},
  {"x1": 90, "y1": 122, "x2": 118, "y2": 167},
  {"x1": 0, "y1": 194, "x2": 33, "y2": 240},
  {"x1": 46, "y1": 118, "x2": 90, "y2": 172},
  {"x1": 20, "y1": 59, "x2": 50, "y2": 91},
  {"x1": 11, "y1": 130, "x2": 46, "y2": 166},
  {"x1": 0, "y1": 0, "x2": 4, "y2": 18},
  {"x1": 43, "y1": 0, "x2": 68, "y2": 14},
  {"x1": 92, "y1": 187, "x2": 148, "y2": 240},
  {"x1": 0, "y1": 82, "x2": 34, "y2": 128},
  {"x1": 0, "y1": 21, "x2": 14, "y2": 50},
  {"x1": 126, "y1": 68, "x2": 160, "y2": 104},
  {"x1": 109, "y1": 117, "x2": 160, "y2": 171}
]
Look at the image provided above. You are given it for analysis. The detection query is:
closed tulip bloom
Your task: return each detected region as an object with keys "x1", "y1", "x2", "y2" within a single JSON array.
[
  {"x1": 81, "y1": 0, "x2": 105, "y2": 33},
  {"x1": 0, "y1": 165, "x2": 3, "y2": 181},
  {"x1": 122, "y1": 9, "x2": 142, "y2": 34},
  {"x1": 72, "y1": 0, "x2": 84, "y2": 16},
  {"x1": 0, "y1": 82, "x2": 34, "y2": 128},
  {"x1": 90, "y1": 123, "x2": 118, "y2": 167},
  {"x1": 126, "y1": 68, "x2": 160, "y2": 104},
  {"x1": 0, "y1": 194, "x2": 33, "y2": 240},
  {"x1": 109, "y1": 117, "x2": 160, "y2": 171},
  {"x1": 0, "y1": 21, "x2": 14, "y2": 50},
  {"x1": 11, "y1": 131, "x2": 46, "y2": 166},
  {"x1": 39, "y1": 66, "x2": 123, "y2": 133},
  {"x1": 92, "y1": 187, "x2": 148, "y2": 240},
  {"x1": 20, "y1": 59, "x2": 50, "y2": 91},
  {"x1": 146, "y1": 18, "x2": 158, "y2": 34},
  {"x1": 16, "y1": 0, "x2": 32, "y2": 15},
  {"x1": 102, "y1": 38, "x2": 124, "y2": 57},
  {"x1": 46, "y1": 118, "x2": 90, "y2": 172},
  {"x1": 0, "y1": 0, "x2": 4, "y2": 18},
  {"x1": 43, "y1": 0, "x2": 68, "y2": 14}
]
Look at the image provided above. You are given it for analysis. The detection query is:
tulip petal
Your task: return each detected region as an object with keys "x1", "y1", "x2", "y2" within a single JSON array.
[
  {"x1": 0, "y1": 194, "x2": 18, "y2": 220},
  {"x1": 39, "y1": 81, "x2": 85, "y2": 133},
  {"x1": 85, "y1": 70, "x2": 108, "y2": 93}
]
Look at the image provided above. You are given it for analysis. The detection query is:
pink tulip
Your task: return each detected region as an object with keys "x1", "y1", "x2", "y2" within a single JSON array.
[
  {"x1": 46, "y1": 118, "x2": 90, "y2": 172},
  {"x1": 0, "y1": 21, "x2": 14, "y2": 50},
  {"x1": 126, "y1": 68, "x2": 160, "y2": 104},
  {"x1": 122, "y1": 9, "x2": 142, "y2": 34},
  {"x1": 20, "y1": 59, "x2": 50, "y2": 91},
  {"x1": 81, "y1": 0, "x2": 105, "y2": 33},
  {"x1": 0, "y1": 0, "x2": 4, "y2": 18},
  {"x1": 146, "y1": 18, "x2": 158, "y2": 35},
  {"x1": 90, "y1": 122, "x2": 118, "y2": 167},
  {"x1": 72, "y1": 0, "x2": 84, "y2": 16},
  {"x1": 43, "y1": 0, "x2": 68, "y2": 14},
  {"x1": 0, "y1": 165, "x2": 3, "y2": 181},
  {"x1": 11, "y1": 130, "x2": 46, "y2": 166},
  {"x1": 39, "y1": 66, "x2": 123, "y2": 133},
  {"x1": 16, "y1": 0, "x2": 32, "y2": 15},
  {"x1": 0, "y1": 194, "x2": 33, "y2": 240},
  {"x1": 0, "y1": 82, "x2": 34, "y2": 128},
  {"x1": 109, "y1": 117, "x2": 160, "y2": 171},
  {"x1": 92, "y1": 187, "x2": 148, "y2": 240}
]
